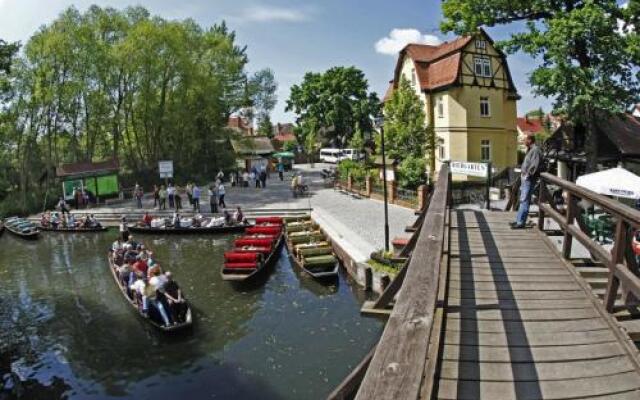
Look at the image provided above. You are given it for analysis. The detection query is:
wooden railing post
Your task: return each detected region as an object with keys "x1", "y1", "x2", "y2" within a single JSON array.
[
  {"x1": 538, "y1": 179, "x2": 546, "y2": 230},
  {"x1": 562, "y1": 193, "x2": 576, "y2": 259},
  {"x1": 604, "y1": 220, "x2": 627, "y2": 312},
  {"x1": 347, "y1": 174, "x2": 353, "y2": 191}
]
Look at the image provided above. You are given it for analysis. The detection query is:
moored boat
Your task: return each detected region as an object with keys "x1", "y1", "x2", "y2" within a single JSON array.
[
  {"x1": 107, "y1": 246, "x2": 192, "y2": 332},
  {"x1": 221, "y1": 217, "x2": 284, "y2": 282},
  {"x1": 129, "y1": 223, "x2": 249, "y2": 234},
  {"x1": 40, "y1": 225, "x2": 108, "y2": 233},
  {"x1": 3, "y1": 217, "x2": 39, "y2": 240},
  {"x1": 285, "y1": 216, "x2": 339, "y2": 280}
]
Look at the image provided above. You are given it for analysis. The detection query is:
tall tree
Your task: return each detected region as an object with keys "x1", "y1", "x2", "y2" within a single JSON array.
[
  {"x1": 286, "y1": 66, "x2": 379, "y2": 147},
  {"x1": 249, "y1": 68, "x2": 278, "y2": 135},
  {"x1": 441, "y1": 0, "x2": 640, "y2": 171}
]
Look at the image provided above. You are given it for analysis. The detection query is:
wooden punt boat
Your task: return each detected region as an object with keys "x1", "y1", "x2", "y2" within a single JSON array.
[
  {"x1": 107, "y1": 253, "x2": 192, "y2": 332},
  {"x1": 288, "y1": 247, "x2": 339, "y2": 279},
  {"x1": 221, "y1": 217, "x2": 285, "y2": 282},
  {"x1": 285, "y1": 218, "x2": 339, "y2": 280},
  {"x1": 3, "y1": 217, "x2": 39, "y2": 240},
  {"x1": 39, "y1": 225, "x2": 108, "y2": 233},
  {"x1": 129, "y1": 222, "x2": 250, "y2": 235}
]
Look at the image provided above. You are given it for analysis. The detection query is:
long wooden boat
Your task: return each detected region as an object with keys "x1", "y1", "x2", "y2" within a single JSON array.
[
  {"x1": 3, "y1": 217, "x2": 39, "y2": 240},
  {"x1": 107, "y1": 254, "x2": 192, "y2": 332},
  {"x1": 40, "y1": 225, "x2": 108, "y2": 233},
  {"x1": 285, "y1": 217, "x2": 339, "y2": 280},
  {"x1": 288, "y1": 248, "x2": 339, "y2": 279},
  {"x1": 129, "y1": 223, "x2": 250, "y2": 235},
  {"x1": 221, "y1": 217, "x2": 285, "y2": 282}
]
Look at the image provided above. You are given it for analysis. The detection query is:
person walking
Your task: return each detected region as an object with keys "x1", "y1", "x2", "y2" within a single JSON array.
[
  {"x1": 153, "y1": 184, "x2": 159, "y2": 208},
  {"x1": 174, "y1": 185, "x2": 183, "y2": 211},
  {"x1": 259, "y1": 168, "x2": 267, "y2": 189},
  {"x1": 218, "y1": 181, "x2": 226, "y2": 208},
  {"x1": 242, "y1": 170, "x2": 249, "y2": 188},
  {"x1": 159, "y1": 185, "x2": 167, "y2": 210},
  {"x1": 216, "y1": 170, "x2": 224, "y2": 183},
  {"x1": 277, "y1": 160, "x2": 284, "y2": 181},
  {"x1": 511, "y1": 135, "x2": 543, "y2": 229},
  {"x1": 167, "y1": 183, "x2": 175, "y2": 209},
  {"x1": 135, "y1": 184, "x2": 143, "y2": 209},
  {"x1": 186, "y1": 183, "x2": 193, "y2": 207},
  {"x1": 208, "y1": 185, "x2": 218, "y2": 214},
  {"x1": 192, "y1": 184, "x2": 201, "y2": 213}
]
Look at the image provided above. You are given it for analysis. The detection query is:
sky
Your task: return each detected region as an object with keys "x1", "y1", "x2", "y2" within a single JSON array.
[{"x1": 0, "y1": 0, "x2": 553, "y2": 123}]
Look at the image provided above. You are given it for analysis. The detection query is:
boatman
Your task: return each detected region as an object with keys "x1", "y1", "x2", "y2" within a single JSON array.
[{"x1": 511, "y1": 135, "x2": 543, "y2": 229}]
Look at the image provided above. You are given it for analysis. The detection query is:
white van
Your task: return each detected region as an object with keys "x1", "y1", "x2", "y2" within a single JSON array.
[
  {"x1": 340, "y1": 148, "x2": 365, "y2": 161},
  {"x1": 319, "y1": 148, "x2": 343, "y2": 163}
]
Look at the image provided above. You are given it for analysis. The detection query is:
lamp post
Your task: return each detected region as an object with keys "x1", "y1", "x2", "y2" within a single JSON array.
[{"x1": 375, "y1": 116, "x2": 390, "y2": 253}]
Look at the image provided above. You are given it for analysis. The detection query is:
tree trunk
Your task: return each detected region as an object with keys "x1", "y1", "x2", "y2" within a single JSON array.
[{"x1": 584, "y1": 107, "x2": 598, "y2": 173}]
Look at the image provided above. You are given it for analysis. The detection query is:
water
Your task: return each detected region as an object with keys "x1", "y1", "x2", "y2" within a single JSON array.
[{"x1": 0, "y1": 230, "x2": 383, "y2": 399}]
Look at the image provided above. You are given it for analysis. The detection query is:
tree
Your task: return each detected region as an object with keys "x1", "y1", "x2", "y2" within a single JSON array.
[
  {"x1": 441, "y1": 0, "x2": 640, "y2": 172},
  {"x1": 286, "y1": 66, "x2": 379, "y2": 147},
  {"x1": 257, "y1": 113, "x2": 274, "y2": 137},
  {"x1": 0, "y1": 39, "x2": 19, "y2": 97}
]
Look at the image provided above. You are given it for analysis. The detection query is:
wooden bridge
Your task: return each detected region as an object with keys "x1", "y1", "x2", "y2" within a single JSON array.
[{"x1": 330, "y1": 165, "x2": 640, "y2": 400}]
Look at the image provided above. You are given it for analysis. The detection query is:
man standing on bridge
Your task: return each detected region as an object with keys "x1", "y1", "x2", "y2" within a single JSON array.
[{"x1": 511, "y1": 135, "x2": 543, "y2": 229}]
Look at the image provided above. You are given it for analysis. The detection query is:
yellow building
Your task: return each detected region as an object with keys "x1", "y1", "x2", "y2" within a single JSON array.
[{"x1": 384, "y1": 29, "x2": 519, "y2": 179}]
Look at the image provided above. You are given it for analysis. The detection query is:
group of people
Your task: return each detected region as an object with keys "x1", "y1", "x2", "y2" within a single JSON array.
[
  {"x1": 139, "y1": 206, "x2": 247, "y2": 229},
  {"x1": 40, "y1": 211, "x2": 102, "y2": 229},
  {"x1": 144, "y1": 175, "x2": 226, "y2": 214},
  {"x1": 235, "y1": 165, "x2": 269, "y2": 189},
  {"x1": 110, "y1": 237, "x2": 186, "y2": 327}
]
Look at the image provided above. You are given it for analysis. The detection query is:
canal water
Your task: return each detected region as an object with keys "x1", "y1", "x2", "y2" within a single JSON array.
[{"x1": 0, "y1": 230, "x2": 383, "y2": 399}]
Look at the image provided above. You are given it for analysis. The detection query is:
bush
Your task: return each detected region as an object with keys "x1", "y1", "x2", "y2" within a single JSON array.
[
  {"x1": 398, "y1": 156, "x2": 426, "y2": 189},
  {"x1": 337, "y1": 159, "x2": 366, "y2": 180}
]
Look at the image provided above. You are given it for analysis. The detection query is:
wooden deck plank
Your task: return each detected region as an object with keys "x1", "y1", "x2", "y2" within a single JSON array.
[
  {"x1": 449, "y1": 273, "x2": 575, "y2": 283},
  {"x1": 444, "y1": 317, "x2": 610, "y2": 334},
  {"x1": 438, "y1": 356, "x2": 635, "y2": 381},
  {"x1": 446, "y1": 298, "x2": 594, "y2": 310},
  {"x1": 448, "y1": 289, "x2": 587, "y2": 300},
  {"x1": 442, "y1": 329, "x2": 617, "y2": 347},
  {"x1": 445, "y1": 308, "x2": 599, "y2": 322},
  {"x1": 437, "y1": 372, "x2": 640, "y2": 400},
  {"x1": 448, "y1": 281, "x2": 582, "y2": 291}
]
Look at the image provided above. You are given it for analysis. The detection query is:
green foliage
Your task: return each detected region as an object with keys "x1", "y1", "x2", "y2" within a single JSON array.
[
  {"x1": 282, "y1": 141, "x2": 297, "y2": 152},
  {"x1": 0, "y1": 5, "x2": 274, "y2": 212},
  {"x1": 398, "y1": 156, "x2": 426, "y2": 190},
  {"x1": 250, "y1": 68, "x2": 278, "y2": 134},
  {"x1": 348, "y1": 128, "x2": 365, "y2": 152},
  {"x1": 257, "y1": 114, "x2": 274, "y2": 137},
  {"x1": 337, "y1": 159, "x2": 367, "y2": 181},
  {"x1": 286, "y1": 66, "x2": 380, "y2": 147},
  {"x1": 441, "y1": 0, "x2": 640, "y2": 171}
]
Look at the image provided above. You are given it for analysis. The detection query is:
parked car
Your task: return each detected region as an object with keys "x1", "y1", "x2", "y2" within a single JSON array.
[{"x1": 319, "y1": 148, "x2": 343, "y2": 163}]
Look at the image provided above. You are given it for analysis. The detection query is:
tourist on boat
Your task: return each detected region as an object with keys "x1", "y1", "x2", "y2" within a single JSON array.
[
  {"x1": 142, "y1": 212, "x2": 152, "y2": 227},
  {"x1": 218, "y1": 182, "x2": 226, "y2": 208},
  {"x1": 158, "y1": 185, "x2": 167, "y2": 210},
  {"x1": 208, "y1": 185, "x2": 218, "y2": 214},
  {"x1": 192, "y1": 184, "x2": 201, "y2": 212},
  {"x1": 57, "y1": 197, "x2": 70, "y2": 215},
  {"x1": 117, "y1": 260, "x2": 133, "y2": 287},
  {"x1": 234, "y1": 206, "x2": 244, "y2": 225},
  {"x1": 112, "y1": 238, "x2": 123, "y2": 252},
  {"x1": 40, "y1": 213, "x2": 50, "y2": 228},
  {"x1": 61, "y1": 214, "x2": 68, "y2": 228},
  {"x1": 164, "y1": 271, "x2": 185, "y2": 322},
  {"x1": 223, "y1": 210, "x2": 232, "y2": 225},
  {"x1": 172, "y1": 213, "x2": 180, "y2": 228},
  {"x1": 119, "y1": 217, "x2": 130, "y2": 241},
  {"x1": 68, "y1": 213, "x2": 77, "y2": 228},
  {"x1": 90, "y1": 214, "x2": 101, "y2": 228},
  {"x1": 130, "y1": 277, "x2": 171, "y2": 326}
]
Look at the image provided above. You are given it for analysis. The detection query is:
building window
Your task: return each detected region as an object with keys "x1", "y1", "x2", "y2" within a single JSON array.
[
  {"x1": 481, "y1": 140, "x2": 491, "y2": 162},
  {"x1": 474, "y1": 57, "x2": 492, "y2": 77},
  {"x1": 480, "y1": 97, "x2": 490, "y2": 117},
  {"x1": 439, "y1": 145, "x2": 446, "y2": 160},
  {"x1": 437, "y1": 97, "x2": 444, "y2": 118},
  {"x1": 411, "y1": 68, "x2": 416, "y2": 87},
  {"x1": 475, "y1": 40, "x2": 486, "y2": 50}
]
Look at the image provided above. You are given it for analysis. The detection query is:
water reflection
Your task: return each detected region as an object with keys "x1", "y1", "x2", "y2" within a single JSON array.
[{"x1": 0, "y1": 231, "x2": 382, "y2": 399}]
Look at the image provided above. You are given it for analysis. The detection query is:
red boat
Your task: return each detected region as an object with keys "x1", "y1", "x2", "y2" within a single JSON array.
[{"x1": 221, "y1": 217, "x2": 284, "y2": 282}]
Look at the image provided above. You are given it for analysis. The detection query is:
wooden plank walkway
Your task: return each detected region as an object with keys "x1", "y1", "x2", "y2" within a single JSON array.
[{"x1": 435, "y1": 210, "x2": 640, "y2": 400}]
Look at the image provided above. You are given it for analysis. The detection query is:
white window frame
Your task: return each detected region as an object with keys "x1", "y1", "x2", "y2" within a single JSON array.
[
  {"x1": 411, "y1": 68, "x2": 417, "y2": 87},
  {"x1": 480, "y1": 140, "x2": 491, "y2": 162},
  {"x1": 437, "y1": 97, "x2": 444, "y2": 118},
  {"x1": 480, "y1": 97, "x2": 491, "y2": 117},
  {"x1": 438, "y1": 144, "x2": 446, "y2": 160},
  {"x1": 475, "y1": 40, "x2": 486, "y2": 50},
  {"x1": 474, "y1": 56, "x2": 492, "y2": 77}
]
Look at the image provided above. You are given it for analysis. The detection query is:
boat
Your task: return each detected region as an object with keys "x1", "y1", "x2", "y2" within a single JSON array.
[
  {"x1": 3, "y1": 217, "x2": 39, "y2": 240},
  {"x1": 129, "y1": 215, "x2": 251, "y2": 235},
  {"x1": 39, "y1": 225, "x2": 108, "y2": 233},
  {"x1": 221, "y1": 217, "x2": 285, "y2": 282},
  {"x1": 285, "y1": 216, "x2": 339, "y2": 280},
  {"x1": 107, "y1": 249, "x2": 193, "y2": 332}
]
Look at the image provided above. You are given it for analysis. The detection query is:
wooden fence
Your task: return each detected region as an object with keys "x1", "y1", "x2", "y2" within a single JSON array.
[{"x1": 334, "y1": 174, "x2": 428, "y2": 210}]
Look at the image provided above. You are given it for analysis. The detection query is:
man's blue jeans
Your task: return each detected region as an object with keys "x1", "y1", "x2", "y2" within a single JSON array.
[
  {"x1": 516, "y1": 177, "x2": 534, "y2": 226},
  {"x1": 143, "y1": 297, "x2": 171, "y2": 326}
]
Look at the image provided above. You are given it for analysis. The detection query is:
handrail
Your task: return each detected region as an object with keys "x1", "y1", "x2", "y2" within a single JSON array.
[
  {"x1": 355, "y1": 165, "x2": 450, "y2": 400},
  {"x1": 538, "y1": 172, "x2": 640, "y2": 312}
]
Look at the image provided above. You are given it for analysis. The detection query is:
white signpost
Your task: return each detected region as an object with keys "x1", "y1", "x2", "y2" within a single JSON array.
[
  {"x1": 159, "y1": 160, "x2": 173, "y2": 179},
  {"x1": 449, "y1": 160, "x2": 493, "y2": 209}
]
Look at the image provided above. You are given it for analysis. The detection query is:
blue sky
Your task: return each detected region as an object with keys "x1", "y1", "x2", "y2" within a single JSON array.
[{"x1": 0, "y1": 0, "x2": 552, "y2": 122}]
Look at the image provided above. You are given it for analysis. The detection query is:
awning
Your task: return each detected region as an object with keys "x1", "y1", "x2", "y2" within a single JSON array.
[
  {"x1": 576, "y1": 167, "x2": 640, "y2": 199},
  {"x1": 273, "y1": 152, "x2": 295, "y2": 159}
]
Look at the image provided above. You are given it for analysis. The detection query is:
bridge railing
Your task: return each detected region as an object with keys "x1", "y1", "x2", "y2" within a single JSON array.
[
  {"x1": 538, "y1": 172, "x2": 640, "y2": 311},
  {"x1": 350, "y1": 165, "x2": 451, "y2": 400}
]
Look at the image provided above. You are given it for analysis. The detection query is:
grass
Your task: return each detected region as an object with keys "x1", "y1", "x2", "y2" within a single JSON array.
[{"x1": 366, "y1": 258, "x2": 401, "y2": 277}]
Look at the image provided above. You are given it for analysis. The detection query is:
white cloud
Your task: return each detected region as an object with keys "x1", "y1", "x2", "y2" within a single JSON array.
[
  {"x1": 375, "y1": 28, "x2": 442, "y2": 56},
  {"x1": 234, "y1": 5, "x2": 311, "y2": 23}
]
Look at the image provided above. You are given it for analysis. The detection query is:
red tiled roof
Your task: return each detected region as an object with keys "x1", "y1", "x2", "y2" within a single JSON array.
[
  {"x1": 273, "y1": 132, "x2": 297, "y2": 143},
  {"x1": 403, "y1": 36, "x2": 472, "y2": 63},
  {"x1": 56, "y1": 159, "x2": 119, "y2": 178},
  {"x1": 517, "y1": 117, "x2": 544, "y2": 135},
  {"x1": 416, "y1": 53, "x2": 461, "y2": 90}
]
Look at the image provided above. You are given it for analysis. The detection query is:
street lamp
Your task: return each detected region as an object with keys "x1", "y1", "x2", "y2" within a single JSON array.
[{"x1": 374, "y1": 115, "x2": 390, "y2": 253}]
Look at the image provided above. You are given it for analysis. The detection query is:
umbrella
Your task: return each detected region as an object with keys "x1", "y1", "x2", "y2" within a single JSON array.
[
  {"x1": 272, "y1": 152, "x2": 295, "y2": 159},
  {"x1": 576, "y1": 167, "x2": 640, "y2": 199}
]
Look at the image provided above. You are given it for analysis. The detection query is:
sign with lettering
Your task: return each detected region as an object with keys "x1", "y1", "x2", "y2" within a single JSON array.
[
  {"x1": 450, "y1": 161, "x2": 489, "y2": 178},
  {"x1": 159, "y1": 160, "x2": 173, "y2": 179}
]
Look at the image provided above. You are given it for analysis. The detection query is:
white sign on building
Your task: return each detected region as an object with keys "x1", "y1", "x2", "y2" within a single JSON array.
[
  {"x1": 450, "y1": 161, "x2": 489, "y2": 178},
  {"x1": 159, "y1": 160, "x2": 174, "y2": 179}
]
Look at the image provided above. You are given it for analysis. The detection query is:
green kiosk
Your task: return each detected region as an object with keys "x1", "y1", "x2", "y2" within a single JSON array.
[{"x1": 56, "y1": 159, "x2": 120, "y2": 203}]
